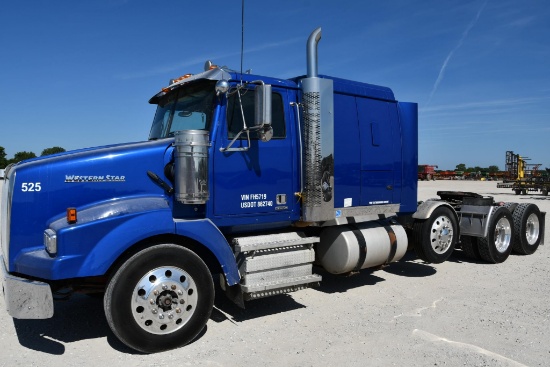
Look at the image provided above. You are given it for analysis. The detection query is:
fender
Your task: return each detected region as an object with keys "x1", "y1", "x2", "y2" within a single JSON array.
[
  {"x1": 413, "y1": 200, "x2": 456, "y2": 220},
  {"x1": 15, "y1": 197, "x2": 176, "y2": 279},
  {"x1": 14, "y1": 196, "x2": 240, "y2": 286},
  {"x1": 78, "y1": 215, "x2": 242, "y2": 286},
  {"x1": 174, "y1": 219, "x2": 240, "y2": 286}
]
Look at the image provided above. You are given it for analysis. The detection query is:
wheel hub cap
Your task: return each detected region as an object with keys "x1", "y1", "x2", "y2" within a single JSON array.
[
  {"x1": 430, "y1": 215, "x2": 453, "y2": 254},
  {"x1": 494, "y1": 217, "x2": 512, "y2": 253},
  {"x1": 525, "y1": 213, "x2": 540, "y2": 245},
  {"x1": 131, "y1": 266, "x2": 198, "y2": 335}
]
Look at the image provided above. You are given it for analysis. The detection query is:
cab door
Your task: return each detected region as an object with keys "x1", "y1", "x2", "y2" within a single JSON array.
[{"x1": 210, "y1": 87, "x2": 299, "y2": 229}]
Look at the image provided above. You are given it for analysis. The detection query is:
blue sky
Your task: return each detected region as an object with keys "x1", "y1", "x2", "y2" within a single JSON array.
[{"x1": 1, "y1": 0, "x2": 549, "y2": 170}]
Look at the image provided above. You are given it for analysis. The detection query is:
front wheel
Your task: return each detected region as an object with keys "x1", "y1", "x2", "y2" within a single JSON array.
[
  {"x1": 104, "y1": 244, "x2": 214, "y2": 353},
  {"x1": 477, "y1": 207, "x2": 514, "y2": 263},
  {"x1": 413, "y1": 206, "x2": 458, "y2": 263}
]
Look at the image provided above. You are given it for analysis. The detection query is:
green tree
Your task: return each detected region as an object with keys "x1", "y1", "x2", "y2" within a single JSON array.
[
  {"x1": 488, "y1": 165, "x2": 499, "y2": 173},
  {"x1": 41, "y1": 146, "x2": 66, "y2": 156},
  {"x1": 455, "y1": 163, "x2": 466, "y2": 171},
  {"x1": 0, "y1": 146, "x2": 7, "y2": 169},
  {"x1": 9, "y1": 151, "x2": 36, "y2": 164}
]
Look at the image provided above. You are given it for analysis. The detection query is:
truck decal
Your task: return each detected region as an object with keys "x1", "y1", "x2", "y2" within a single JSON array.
[
  {"x1": 239, "y1": 193, "x2": 273, "y2": 209},
  {"x1": 64, "y1": 175, "x2": 126, "y2": 183}
]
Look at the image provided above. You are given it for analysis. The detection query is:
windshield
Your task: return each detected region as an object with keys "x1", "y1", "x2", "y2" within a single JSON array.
[{"x1": 149, "y1": 80, "x2": 216, "y2": 140}]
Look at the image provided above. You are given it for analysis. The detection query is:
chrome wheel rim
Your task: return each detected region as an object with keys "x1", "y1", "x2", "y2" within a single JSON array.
[
  {"x1": 430, "y1": 215, "x2": 453, "y2": 254},
  {"x1": 131, "y1": 266, "x2": 198, "y2": 335},
  {"x1": 525, "y1": 213, "x2": 540, "y2": 245},
  {"x1": 494, "y1": 217, "x2": 512, "y2": 253}
]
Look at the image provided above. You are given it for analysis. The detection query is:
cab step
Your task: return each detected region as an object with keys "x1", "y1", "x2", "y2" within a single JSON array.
[{"x1": 232, "y1": 232, "x2": 322, "y2": 301}]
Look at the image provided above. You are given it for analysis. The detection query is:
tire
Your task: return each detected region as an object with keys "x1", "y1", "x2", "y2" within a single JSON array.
[
  {"x1": 514, "y1": 189, "x2": 521, "y2": 195},
  {"x1": 104, "y1": 244, "x2": 214, "y2": 353},
  {"x1": 502, "y1": 202, "x2": 518, "y2": 213},
  {"x1": 542, "y1": 188, "x2": 548, "y2": 196},
  {"x1": 460, "y1": 235, "x2": 481, "y2": 260},
  {"x1": 477, "y1": 207, "x2": 514, "y2": 263},
  {"x1": 511, "y1": 203, "x2": 542, "y2": 255},
  {"x1": 413, "y1": 206, "x2": 458, "y2": 263}
]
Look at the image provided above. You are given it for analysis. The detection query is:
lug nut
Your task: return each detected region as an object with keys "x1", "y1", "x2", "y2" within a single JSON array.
[
  {"x1": 175, "y1": 308, "x2": 181, "y2": 314},
  {"x1": 162, "y1": 284, "x2": 168, "y2": 290},
  {"x1": 159, "y1": 314, "x2": 164, "y2": 319},
  {"x1": 179, "y1": 299, "x2": 185, "y2": 304},
  {"x1": 168, "y1": 314, "x2": 174, "y2": 319},
  {"x1": 152, "y1": 309, "x2": 158, "y2": 314},
  {"x1": 150, "y1": 299, "x2": 155, "y2": 305},
  {"x1": 153, "y1": 290, "x2": 159, "y2": 296},
  {"x1": 177, "y1": 290, "x2": 184, "y2": 295},
  {"x1": 171, "y1": 285, "x2": 177, "y2": 290}
]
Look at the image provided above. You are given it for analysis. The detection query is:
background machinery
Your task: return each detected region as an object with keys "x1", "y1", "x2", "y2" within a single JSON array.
[{"x1": 497, "y1": 151, "x2": 549, "y2": 195}]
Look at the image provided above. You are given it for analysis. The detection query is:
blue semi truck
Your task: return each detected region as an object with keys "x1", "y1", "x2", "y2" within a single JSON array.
[{"x1": 1, "y1": 28, "x2": 545, "y2": 353}]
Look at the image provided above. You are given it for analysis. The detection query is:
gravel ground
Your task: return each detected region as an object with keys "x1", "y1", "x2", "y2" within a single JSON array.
[{"x1": 1, "y1": 180, "x2": 549, "y2": 366}]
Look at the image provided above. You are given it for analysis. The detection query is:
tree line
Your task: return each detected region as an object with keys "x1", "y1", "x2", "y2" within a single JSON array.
[
  {"x1": 0, "y1": 146, "x2": 65, "y2": 169},
  {"x1": 454, "y1": 163, "x2": 500, "y2": 173}
]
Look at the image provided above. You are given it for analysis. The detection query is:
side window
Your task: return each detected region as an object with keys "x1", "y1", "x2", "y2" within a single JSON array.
[{"x1": 227, "y1": 90, "x2": 286, "y2": 139}]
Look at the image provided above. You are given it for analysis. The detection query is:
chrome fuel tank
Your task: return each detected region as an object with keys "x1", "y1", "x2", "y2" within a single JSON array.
[{"x1": 316, "y1": 219, "x2": 408, "y2": 274}]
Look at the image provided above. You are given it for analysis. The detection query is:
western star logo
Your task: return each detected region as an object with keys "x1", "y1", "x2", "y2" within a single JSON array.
[{"x1": 65, "y1": 175, "x2": 126, "y2": 183}]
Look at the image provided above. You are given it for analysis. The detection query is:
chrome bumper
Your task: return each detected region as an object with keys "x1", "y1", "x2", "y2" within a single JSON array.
[{"x1": 1, "y1": 255, "x2": 53, "y2": 319}]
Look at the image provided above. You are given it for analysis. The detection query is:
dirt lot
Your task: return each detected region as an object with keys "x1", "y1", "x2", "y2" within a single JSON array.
[{"x1": 1, "y1": 180, "x2": 549, "y2": 366}]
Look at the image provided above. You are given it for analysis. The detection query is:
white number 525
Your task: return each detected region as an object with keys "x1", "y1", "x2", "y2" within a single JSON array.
[{"x1": 21, "y1": 182, "x2": 42, "y2": 192}]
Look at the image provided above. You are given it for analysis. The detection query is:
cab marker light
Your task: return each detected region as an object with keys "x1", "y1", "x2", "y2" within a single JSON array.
[{"x1": 67, "y1": 207, "x2": 77, "y2": 224}]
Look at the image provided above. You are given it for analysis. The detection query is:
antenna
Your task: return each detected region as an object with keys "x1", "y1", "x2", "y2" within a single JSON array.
[{"x1": 240, "y1": 0, "x2": 244, "y2": 84}]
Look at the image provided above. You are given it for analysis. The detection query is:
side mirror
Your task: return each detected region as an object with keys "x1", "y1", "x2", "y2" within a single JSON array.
[{"x1": 254, "y1": 84, "x2": 272, "y2": 128}]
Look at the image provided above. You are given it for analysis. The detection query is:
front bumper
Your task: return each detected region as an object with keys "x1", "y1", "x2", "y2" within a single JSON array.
[{"x1": 1, "y1": 255, "x2": 53, "y2": 319}]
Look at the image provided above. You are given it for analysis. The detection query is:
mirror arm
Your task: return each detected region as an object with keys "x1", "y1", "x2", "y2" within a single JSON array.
[
  {"x1": 219, "y1": 80, "x2": 269, "y2": 152},
  {"x1": 219, "y1": 129, "x2": 249, "y2": 152}
]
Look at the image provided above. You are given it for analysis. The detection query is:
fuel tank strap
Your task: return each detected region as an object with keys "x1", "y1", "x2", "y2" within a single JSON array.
[
  {"x1": 378, "y1": 217, "x2": 397, "y2": 264},
  {"x1": 348, "y1": 218, "x2": 367, "y2": 272}
]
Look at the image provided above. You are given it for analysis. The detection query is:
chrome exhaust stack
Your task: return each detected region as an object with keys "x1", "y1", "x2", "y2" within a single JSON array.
[
  {"x1": 301, "y1": 27, "x2": 335, "y2": 222},
  {"x1": 307, "y1": 27, "x2": 322, "y2": 78}
]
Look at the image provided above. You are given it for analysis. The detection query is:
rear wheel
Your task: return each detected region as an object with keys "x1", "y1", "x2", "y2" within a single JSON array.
[
  {"x1": 413, "y1": 206, "x2": 458, "y2": 263},
  {"x1": 502, "y1": 202, "x2": 518, "y2": 212},
  {"x1": 460, "y1": 235, "x2": 481, "y2": 260},
  {"x1": 477, "y1": 207, "x2": 514, "y2": 263},
  {"x1": 104, "y1": 244, "x2": 214, "y2": 353},
  {"x1": 512, "y1": 203, "x2": 542, "y2": 255}
]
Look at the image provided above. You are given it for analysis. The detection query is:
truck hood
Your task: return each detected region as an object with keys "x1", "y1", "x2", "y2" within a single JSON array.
[{"x1": 4, "y1": 139, "x2": 174, "y2": 268}]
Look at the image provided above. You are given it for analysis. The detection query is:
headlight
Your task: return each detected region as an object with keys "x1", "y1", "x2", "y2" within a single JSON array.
[{"x1": 44, "y1": 229, "x2": 57, "y2": 256}]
